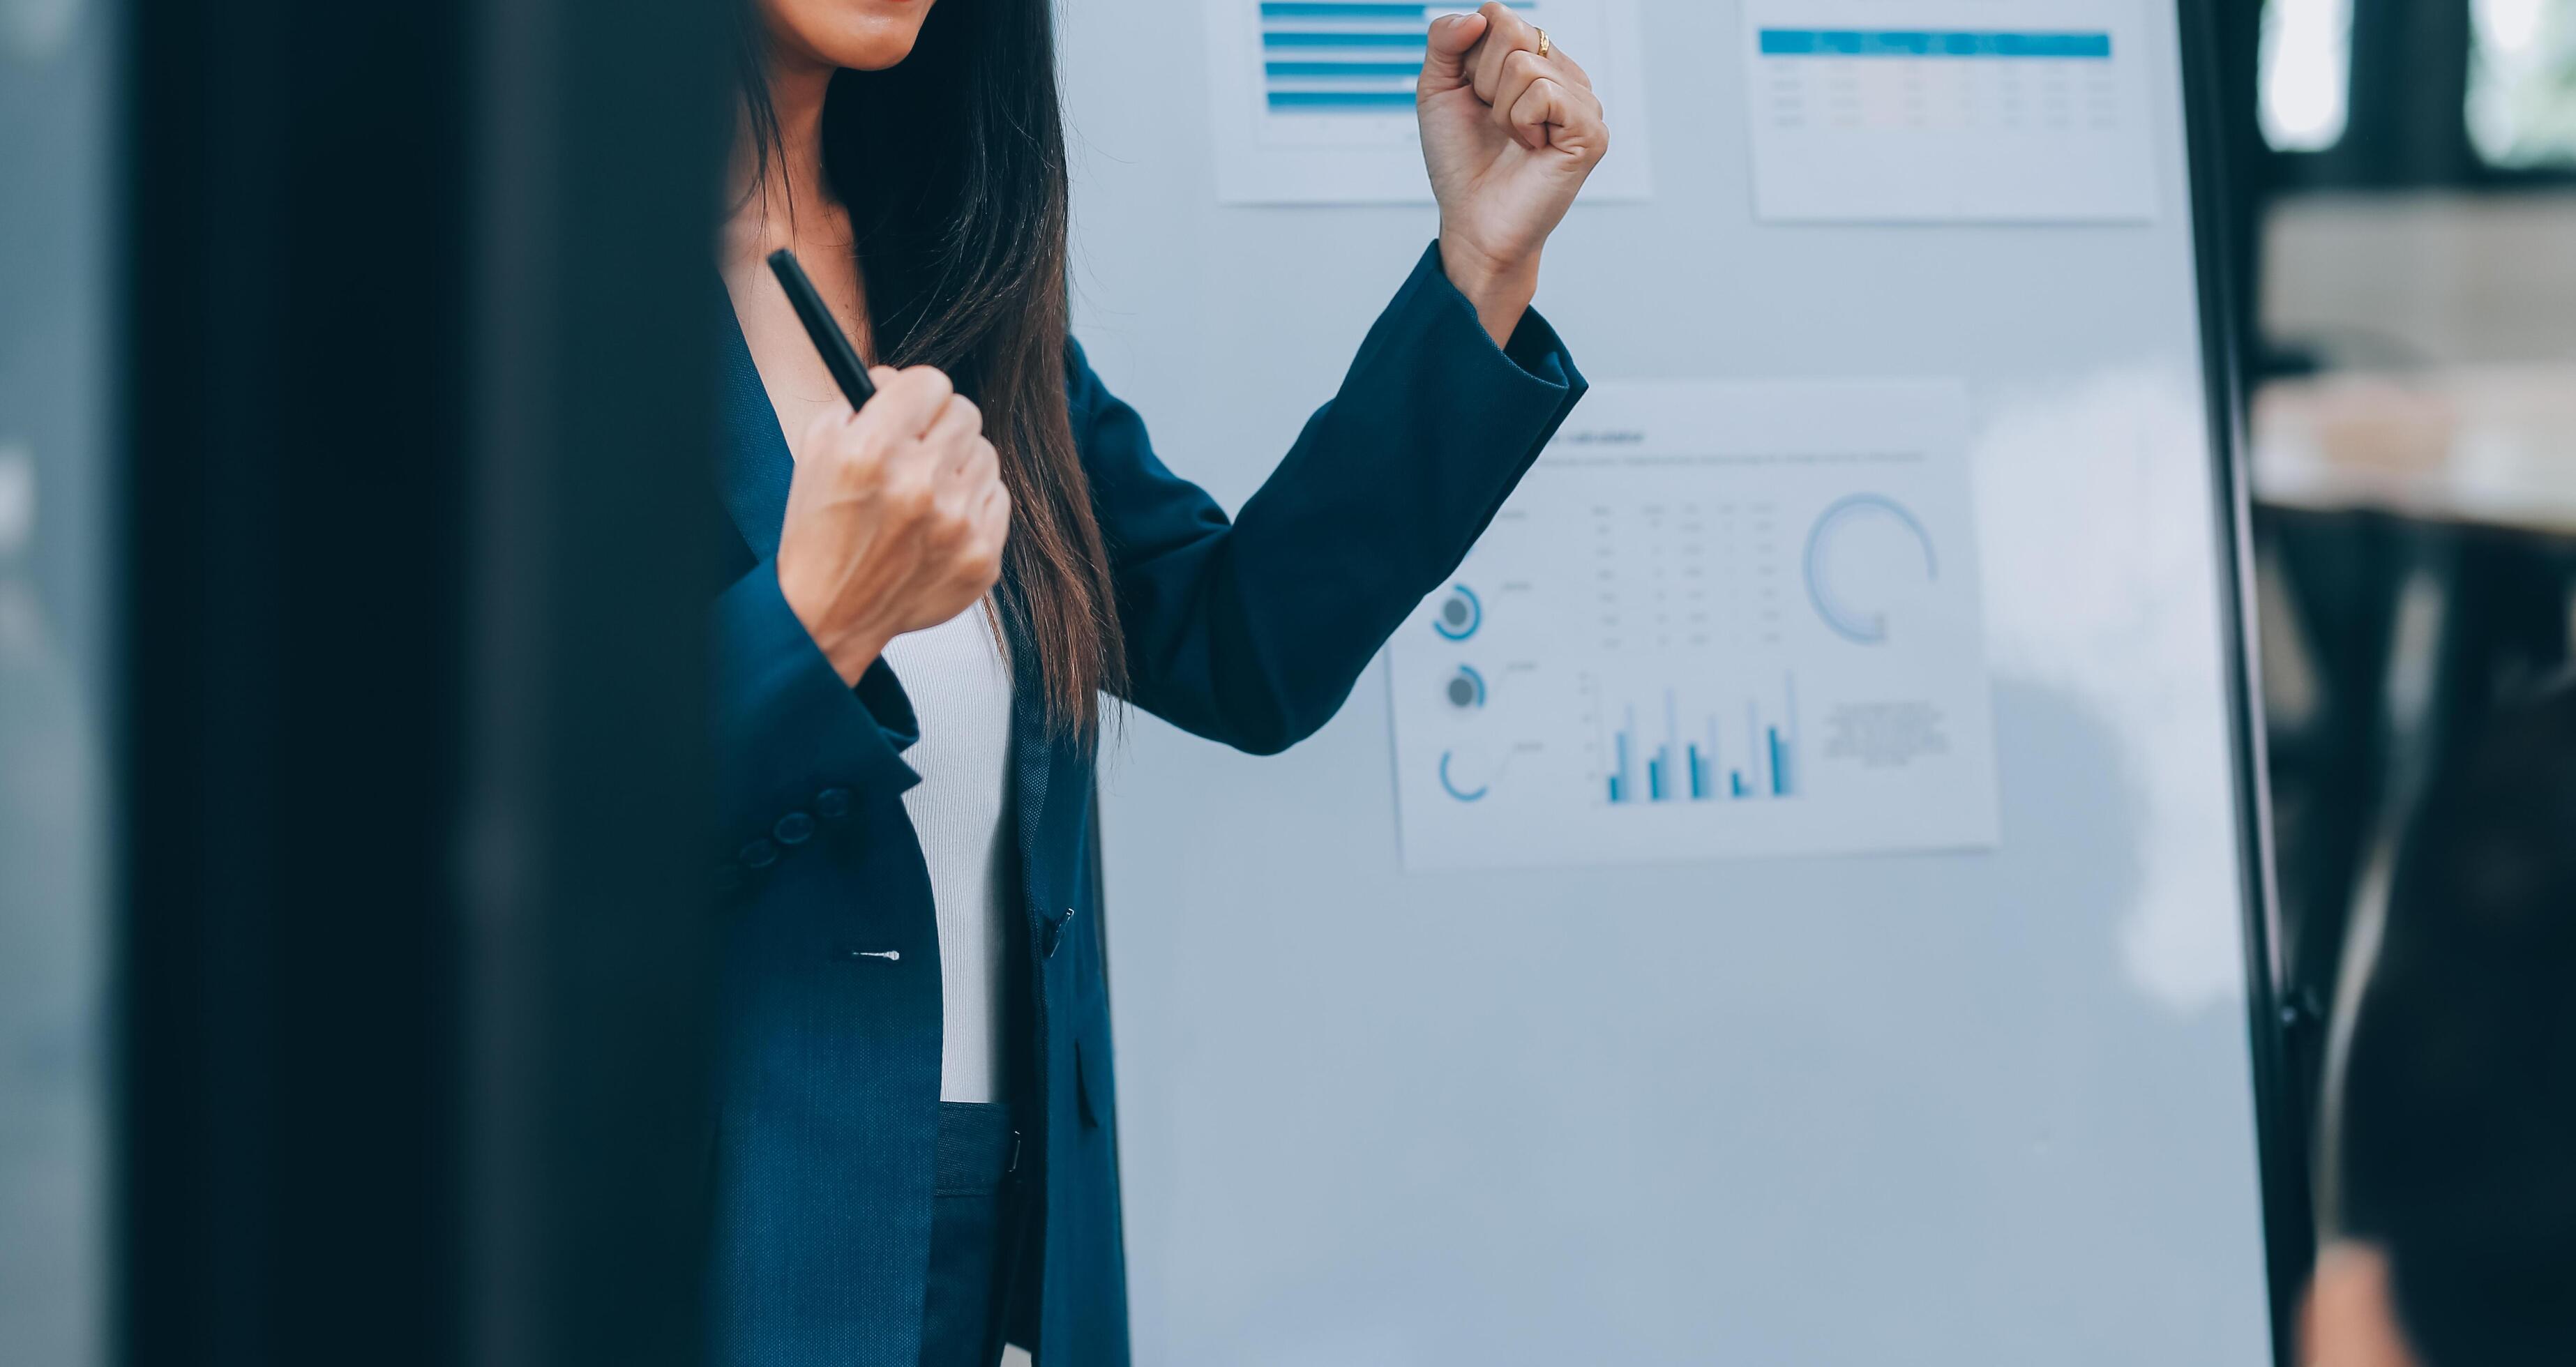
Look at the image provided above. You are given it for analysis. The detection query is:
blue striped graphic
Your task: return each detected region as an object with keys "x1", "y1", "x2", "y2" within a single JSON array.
[{"x1": 1260, "y1": 1, "x2": 1532, "y2": 115}]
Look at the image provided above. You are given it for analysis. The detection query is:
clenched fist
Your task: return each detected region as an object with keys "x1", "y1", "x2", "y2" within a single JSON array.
[
  {"x1": 775, "y1": 365, "x2": 1011, "y2": 684},
  {"x1": 1417, "y1": 1, "x2": 1609, "y2": 343}
]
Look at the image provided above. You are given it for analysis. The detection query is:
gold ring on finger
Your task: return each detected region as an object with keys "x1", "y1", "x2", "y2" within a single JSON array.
[{"x1": 1535, "y1": 27, "x2": 1551, "y2": 58}]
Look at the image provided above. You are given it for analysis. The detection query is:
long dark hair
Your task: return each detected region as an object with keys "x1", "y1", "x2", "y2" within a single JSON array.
[{"x1": 733, "y1": 0, "x2": 1124, "y2": 737}]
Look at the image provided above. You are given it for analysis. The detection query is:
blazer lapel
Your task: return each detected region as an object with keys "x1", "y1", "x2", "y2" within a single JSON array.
[{"x1": 716, "y1": 295, "x2": 795, "y2": 561}]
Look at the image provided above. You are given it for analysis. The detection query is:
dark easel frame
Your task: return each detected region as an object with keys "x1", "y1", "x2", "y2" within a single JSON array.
[{"x1": 2178, "y1": 0, "x2": 2320, "y2": 1359}]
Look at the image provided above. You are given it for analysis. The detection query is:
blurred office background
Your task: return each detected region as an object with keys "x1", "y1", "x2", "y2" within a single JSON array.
[
  {"x1": 2227, "y1": 0, "x2": 2576, "y2": 1147},
  {"x1": 2, "y1": 0, "x2": 2573, "y2": 1362}
]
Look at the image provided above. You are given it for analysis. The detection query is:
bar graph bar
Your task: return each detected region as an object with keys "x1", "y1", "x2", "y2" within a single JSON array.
[
  {"x1": 1262, "y1": 31, "x2": 1427, "y2": 46},
  {"x1": 1262, "y1": 1, "x2": 1429, "y2": 15},
  {"x1": 1777, "y1": 672, "x2": 1798, "y2": 796},
  {"x1": 1266, "y1": 91, "x2": 1417, "y2": 107},
  {"x1": 1607, "y1": 705, "x2": 1636, "y2": 804},
  {"x1": 1265, "y1": 61, "x2": 1421, "y2": 75}
]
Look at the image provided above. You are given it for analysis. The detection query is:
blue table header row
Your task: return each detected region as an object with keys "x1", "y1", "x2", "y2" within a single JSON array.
[{"x1": 1758, "y1": 28, "x2": 2114, "y2": 59}]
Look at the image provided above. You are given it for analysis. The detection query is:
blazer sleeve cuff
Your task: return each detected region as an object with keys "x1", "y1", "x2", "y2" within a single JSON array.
[
  {"x1": 1355, "y1": 241, "x2": 1589, "y2": 564},
  {"x1": 713, "y1": 560, "x2": 920, "y2": 860},
  {"x1": 1408, "y1": 239, "x2": 1586, "y2": 404}
]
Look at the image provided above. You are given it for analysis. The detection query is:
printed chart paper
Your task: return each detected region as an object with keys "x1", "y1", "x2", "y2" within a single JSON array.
[
  {"x1": 1741, "y1": 0, "x2": 2158, "y2": 222},
  {"x1": 1388, "y1": 379, "x2": 2003, "y2": 871},
  {"x1": 1205, "y1": 0, "x2": 1653, "y2": 204}
]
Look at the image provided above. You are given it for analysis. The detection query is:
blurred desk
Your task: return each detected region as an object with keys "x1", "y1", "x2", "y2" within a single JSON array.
[{"x1": 2252, "y1": 363, "x2": 2576, "y2": 536}]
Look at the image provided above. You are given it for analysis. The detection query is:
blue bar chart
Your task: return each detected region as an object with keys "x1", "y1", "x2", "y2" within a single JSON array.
[
  {"x1": 1256, "y1": 1, "x2": 1532, "y2": 111},
  {"x1": 1205, "y1": 0, "x2": 1653, "y2": 203},
  {"x1": 1602, "y1": 679, "x2": 1801, "y2": 807}
]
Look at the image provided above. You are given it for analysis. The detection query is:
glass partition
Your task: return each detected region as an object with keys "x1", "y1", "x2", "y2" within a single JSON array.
[{"x1": 0, "y1": 0, "x2": 118, "y2": 1362}]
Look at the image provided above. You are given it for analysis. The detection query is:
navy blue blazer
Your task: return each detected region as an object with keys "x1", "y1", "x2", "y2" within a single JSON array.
[{"x1": 709, "y1": 242, "x2": 1585, "y2": 1366}]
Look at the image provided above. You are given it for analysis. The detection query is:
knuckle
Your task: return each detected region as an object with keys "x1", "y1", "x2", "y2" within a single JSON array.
[
  {"x1": 840, "y1": 446, "x2": 889, "y2": 488},
  {"x1": 829, "y1": 430, "x2": 887, "y2": 478},
  {"x1": 889, "y1": 474, "x2": 936, "y2": 519},
  {"x1": 943, "y1": 393, "x2": 983, "y2": 430}
]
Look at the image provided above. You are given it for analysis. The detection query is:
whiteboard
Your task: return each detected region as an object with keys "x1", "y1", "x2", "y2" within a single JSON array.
[{"x1": 1060, "y1": 1, "x2": 2284, "y2": 1362}]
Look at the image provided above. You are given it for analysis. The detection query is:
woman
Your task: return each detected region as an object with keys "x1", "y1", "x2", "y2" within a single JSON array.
[{"x1": 711, "y1": 0, "x2": 1604, "y2": 1361}]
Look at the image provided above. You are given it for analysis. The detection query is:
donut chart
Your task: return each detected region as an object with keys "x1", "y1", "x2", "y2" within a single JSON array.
[
  {"x1": 1431, "y1": 584, "x2": 1482, "y2": 641},
  {"x1": 1803, "y1": 494, "x2": 1938, "y2": 645},
  {"x1": 1437, "y1": 750, "x2": 1489, "y2": 802},
  {"x1": 1444, "y1": 665, "x2": 1487, "y2": 711}
]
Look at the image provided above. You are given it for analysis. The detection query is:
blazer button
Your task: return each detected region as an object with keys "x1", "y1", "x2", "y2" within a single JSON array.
[
  {"x1": 739, "y1": 838, "x2": 778, "y2": 870},
  {"x1": 774, "y1": 811, "x2": 815, "y2": 845},
  {"x1": 814, "y1": 787, "x2": 852, "y2": 819}
]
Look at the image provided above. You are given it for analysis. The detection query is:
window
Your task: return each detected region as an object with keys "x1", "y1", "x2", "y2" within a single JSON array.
[
  {"x1": 2469, "y1": 0, "x2": 2576, "y2": 166},
  {"x1": 2261, "y1": 0, "x2": 2354, "y2": 152}
]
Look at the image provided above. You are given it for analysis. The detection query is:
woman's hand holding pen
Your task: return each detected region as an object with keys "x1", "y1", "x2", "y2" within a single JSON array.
[
  {"x1": 776, "y1": 365, "x2": 1011, "y2": 685},
  {"x1": 1417, "y1": 1, "x2": 1609, "y2": 345}
]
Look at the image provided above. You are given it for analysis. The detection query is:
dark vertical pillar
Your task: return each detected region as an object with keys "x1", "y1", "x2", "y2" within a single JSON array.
[
  {"x1": 455, "y1": 0, "x2": 729, "y2": 1361},
  {"x1": 2326, "y1": 0, "x2": 2479, "y2": 188},
  {"x1": 118, "y1": 0, "x2": 725, "y2": 1361}
]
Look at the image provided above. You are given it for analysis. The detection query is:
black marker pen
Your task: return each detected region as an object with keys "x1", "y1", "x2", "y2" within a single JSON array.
[{"x1": 767, "y1": 248, "x2": 877, "y2": 410}]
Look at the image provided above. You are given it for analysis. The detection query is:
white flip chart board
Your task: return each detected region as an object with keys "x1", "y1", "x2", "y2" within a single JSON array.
[{"x1": 1060, "y1": 1, "x2": 2288, "y2": 1361}]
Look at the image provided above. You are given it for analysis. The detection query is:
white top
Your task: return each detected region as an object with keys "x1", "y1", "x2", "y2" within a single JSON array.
[{"x1": 879, "y1": 601, "x2": 1015, "y2": 1103}]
